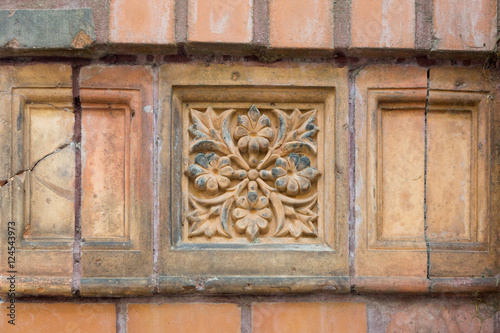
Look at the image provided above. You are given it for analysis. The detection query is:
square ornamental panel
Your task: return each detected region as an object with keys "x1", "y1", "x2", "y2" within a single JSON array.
[{"x1": 159, "y1": 64, "x2": 349, "y2": 293}]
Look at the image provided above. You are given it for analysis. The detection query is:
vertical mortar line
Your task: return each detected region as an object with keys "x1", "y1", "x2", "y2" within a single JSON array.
[
  {"x1": 116, "y1": 300, "x2": 128, "y2": 333},
  {"x1": 333, "y1": 0, "x2": 352, "y2": 50},
  {"x1": 240, "y1": 300, "x2": 252, "y2": 333},
  {"x1": 423, "y1": 68, "x2": 431, "y2": 281},
  {"x1": 415, "y1": 0, "x2": 434, "y2": 51},
  {"x1": 71, "y1": 65, "x2": 83, "y2": 295},
  {"x1": 347, "y1": 68, "x2": 357, "y2": 289},
  {"x1": 175, "y1": 0, "x2": 189, "y2": 43},
  {"x1": 152, "y1": 64, "x2": 160, "y2": 292},
  {"x1": 253, "y1": 0, "x2": 270, "y2": 47}
]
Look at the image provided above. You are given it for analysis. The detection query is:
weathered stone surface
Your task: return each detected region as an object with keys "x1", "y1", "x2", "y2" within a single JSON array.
[
  {"x1": 79, "y1": 65, "x2": 153, "y2": 295},
  {"x1": 433, "y1": 0, "x2": 497, "y2": 51},
  {"x1": 159, "y1": 63, "x2": 349, "y2": 292},
  {"x1": 0, "y1": 9, "x2": 95, "y2": 49},
  {"x1": 0, "y1": 64, "x2": 73, "y2": 296},
  {"x1": 128, "y1": 303, "x2": 241, "y2": 333},
  {"x1": 253, "y1": 302, "x2": 367, "y2": 333},
  {"x1": 0, "y1": 303, "x2": 116, "y2": 332}
]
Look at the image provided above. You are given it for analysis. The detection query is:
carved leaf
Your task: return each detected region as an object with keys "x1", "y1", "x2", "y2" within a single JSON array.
[
  {"x1": 273, "y1": 198, "x2": 318, "y2": 238},
  {"x1": 186, "y1": 195, "x2": 231, "y2": 238},
  {"x1": 274, "y1": 109, "x2": 319, "y2": 155},
  {"x1": 189, "y1": 107, "x2": 234, "y2": 155}
]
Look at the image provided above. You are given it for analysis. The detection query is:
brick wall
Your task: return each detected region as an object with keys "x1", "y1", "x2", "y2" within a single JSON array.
[{"x1": 0, "y1": 1, "x2": 499, "y2": 332}]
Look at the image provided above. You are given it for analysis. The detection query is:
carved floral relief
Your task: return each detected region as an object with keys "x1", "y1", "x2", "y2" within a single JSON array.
[{"x1": 184, "y1": 105, "x2": 321, "y2": 241}]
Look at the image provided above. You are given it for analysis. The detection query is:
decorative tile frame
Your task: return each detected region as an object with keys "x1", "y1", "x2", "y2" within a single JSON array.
[
  {"x1": 78, "y1": 65, "x2": 154, "y2": 296},
  {"x1": 355, "y1": 66, "x2": 499, "y2": 293},
  {"x1": 159, "y1": 64, "x2": 349, "y2": 293}
]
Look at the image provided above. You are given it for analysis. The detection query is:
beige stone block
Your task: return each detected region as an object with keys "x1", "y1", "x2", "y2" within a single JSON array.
[
  {"x1": 0, "y1": 64, "x2": 73, "y2": 296},
  {"x1": 159, "y1": 63, "x2": 349, "y2": 293}
]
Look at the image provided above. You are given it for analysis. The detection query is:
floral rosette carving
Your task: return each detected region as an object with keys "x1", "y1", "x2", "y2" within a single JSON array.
[{"x1": 185, "y1": 105, "x2": 321, "y2": 241}]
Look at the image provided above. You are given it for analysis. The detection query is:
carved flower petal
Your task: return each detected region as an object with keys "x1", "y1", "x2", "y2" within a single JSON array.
[
  {"x1": 256, "y1": 115, "x2": 271, "y2": 131},
  {"x1": 248, "y1": 137, "x2": 260, "y2": 154},
  {"x1": 257, "y1": 126, "x2": 274, "y2": 140},
  {"x1": 207, "y1": 152, "x2": 219, "y2": 168},
  {"x1": 238, "y1": 136, "x2": 250, "y2": 152},
  {"x1": 298, "y1": 167, "x2": 321, "y2": 182},
  {"x1": 194, "y1": 153, "x2": 209, "y2": 169},
  {"x1": 235, "y1": 217, "x2": 249, "y2": 232},
  {"x1": 286, "y1": 177, "x2": 299, "y2": 196},
  {"x1": 245, "y1": 219, "x2": 260, "y2": 241},
  {"x1": 185, "y1": 164, "x2": 208, "y2": 179},
  {"x1": 247, "y1": 191, "x2": 259, "y2": 205},
  {"x1": 259, "y1": 169, "x2": 273, "y2": 180},
  {"x1": 234, "y1": 125, "x2": 249, "y2": 140},
  {"x1": 275, "y1": 176, "x2": 289, "y2": 192},
  {"x1": 272, "y1": 166, "x2": 287, "y2": 179},
  {"x1": 219, "y1": 165, "x2": 234, "y2": 177},
  {"x1": 233, "y1": 208, "x2": 249, "y2": 219},
  {"x1": 287, "y1": 153, "x2": 300, "y2": 170},
  {"x1": 237, "y1": 115, "x2": 251, "y2": 129},
  {"x1": 194, "y1": 174, "x2": 209, "y2": 191},
  {"x1": 296, "y1": 156, "x2": 311, "y2": 171},
  {"x1": 257, "y1": 208, "x2": 272, "y2": 220},
  {"x1": 248, "y1": 105, "x2": 261, "y2": 124},
  {"x1": 275, "y1": 157, "x2": 288, "y2": 168},
  {"x1": 248, "y1": 181, "x2": 258, "y2": 192},
  {"x1": 217, "y1": 175, "x2": 231, "y2": 190},
  {"x1": 217, "y1": 156, "x2": 231, "y2": 169},
  {"x1": 256, "y1": 137, "x2": 270, "y2": 152},
  {"x1": 296, "y1": 176, "x2": 311, "y2": 194},
  {"x1": 255, "y1": 196, "x2": 269, "y2": 210},
  {"x1": 236, "y1": 196, "x2": 250, "y2": 209},
  {"x1": 206, "y1": 176, "x2": 219, "y2": 195},
  {"x1": 255, "y1": 215, "x2": 269, "y2": 231}
]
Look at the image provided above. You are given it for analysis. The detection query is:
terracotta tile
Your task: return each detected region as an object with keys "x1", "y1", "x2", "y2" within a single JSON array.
[
  {"x1": 253, "y1": 302, "x2": 367, "y2": 333},
  {"x1": 79, "y1": 65, "x2": 153, "y2": 295},
  {"x1": 128, "y1": 303, "x2": 240, "y2": 333},
  {"x1": 0, "y1": 303, "x2": 116, "y2": 332},
  {"x1": 109, "y1": 0, "x2": 175, "y2": 44},
  {"x1": 0, "y1": 64, "x2": 73, "y2": 296},
  {"x1": 269, "y1": 0, "x2": 333, "y2": 49},
  {"x1": 188, "y1": 0, "x2": 253, "y2": 43},
  {"x1": 354, "y1": 65, "x2": 428, "y2": 284},
  {"x1": 158, "y1": 63, "x2": 349, "y2": 293},
  {"x1": 433, "y1": 0, "x2": 496, "y2": 50},
  {"x1": 351, "y1": 0, "x2": 415, "y2": 49}
]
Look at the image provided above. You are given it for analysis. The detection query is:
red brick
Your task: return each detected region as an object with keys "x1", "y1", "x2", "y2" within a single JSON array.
[
  {"x1": 269, "y1": 0, "x2": 333, "y2": 49},
  {"x1": 0, "y1": 303, "x2": 116, "y2": 332},
  {"x1": 188, "y1": 0, "x2": 253, "y2": 43},
  {"x1": 253, "y1": 302, "x2": 367, "y2": 333},
  {"x1": 109, "y1": 0, "x2": 175, "y2": 44},
  {"x1": 351, "y1": 0, "x2": 415, "y2": 49},
  {"x1": 127, "y1": 303, "x2": 241, "y2": 333},
  {"x1": 433, "y1": 0, "x2": 496, "y2": 50}
]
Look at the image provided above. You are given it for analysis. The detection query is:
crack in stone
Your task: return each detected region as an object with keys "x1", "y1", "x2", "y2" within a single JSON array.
[{"x1": 0, "y1": 142, "x2": 71, "y2": 188}]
